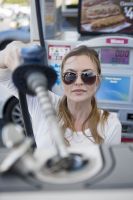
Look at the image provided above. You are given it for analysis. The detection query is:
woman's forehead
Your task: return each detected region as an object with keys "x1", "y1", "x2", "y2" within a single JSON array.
[{"x1": 63, "y1": 55, "x2": 97, "y2": 71}]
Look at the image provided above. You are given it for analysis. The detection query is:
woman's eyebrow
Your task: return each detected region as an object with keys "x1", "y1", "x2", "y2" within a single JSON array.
[
  {"x1": 64, "y1": 68, "x2": 95, "y2": 72},
  {"x1": 82, "y1": 69, "x2": 95, "y2": 72},
  {"x1": 64, "y1": 69, "x2": 76, "y2": 72},
  {"x1": 63, "y1": 69, "x2": 96, "y2": 73}
]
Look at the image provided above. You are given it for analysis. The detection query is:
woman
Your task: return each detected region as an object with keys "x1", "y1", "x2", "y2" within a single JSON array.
[{"x1": 0, "y1": 42, "x2": 121, "y2": 148}]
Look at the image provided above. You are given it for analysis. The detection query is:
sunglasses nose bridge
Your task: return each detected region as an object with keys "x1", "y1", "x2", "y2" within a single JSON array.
[{"x1": 74, "y1": 73, "x2": 84, "y2": 84}]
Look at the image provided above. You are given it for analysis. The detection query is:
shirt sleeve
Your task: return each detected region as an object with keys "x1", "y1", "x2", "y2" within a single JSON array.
[
  {"x1": 102, "y1": 112, "x2": 122, "y2": 145},
  {"x1": 26, "y1": 87, "x2": 61, "y2": 147},
  {"x1": 20, "y1": 89, "x2": 60, "y2": 149},
  {"x1": 105, "y1": 113, "x2": 122, "y2": 144}
]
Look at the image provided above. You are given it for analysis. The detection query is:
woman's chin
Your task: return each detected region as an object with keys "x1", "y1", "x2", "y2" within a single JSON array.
[{"x1": 69, "y1": 96, "x2": 90, "y2": 103}]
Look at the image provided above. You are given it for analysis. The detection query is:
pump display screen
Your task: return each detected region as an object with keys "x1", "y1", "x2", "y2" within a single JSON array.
[
  {"x1": 96, "y1": 75, "x2": 131, "y2": 102},
  {"x1": 100, "y1": 48, "x2": 130, "y2": 64}
]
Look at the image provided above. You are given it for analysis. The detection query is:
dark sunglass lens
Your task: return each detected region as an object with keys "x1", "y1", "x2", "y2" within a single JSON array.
[
  {"x1": 63, "y1": 72, "x2": 77, "y2": 84},
  {"x1": 81, "y1": 73, "x2": 96, "y2": 85}
]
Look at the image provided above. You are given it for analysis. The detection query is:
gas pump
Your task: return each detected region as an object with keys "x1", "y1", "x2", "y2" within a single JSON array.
[
  {"x1": 44, "y1": 35, "x2": 133, "y2": 142},
  {"x1": 80, "y1": 36, "x2": 133, "y2": 142}
]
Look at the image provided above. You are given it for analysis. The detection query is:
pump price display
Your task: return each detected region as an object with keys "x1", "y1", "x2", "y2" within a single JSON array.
[{"x1": 101, "y1": 48, "x2": 130, "y2": 64}]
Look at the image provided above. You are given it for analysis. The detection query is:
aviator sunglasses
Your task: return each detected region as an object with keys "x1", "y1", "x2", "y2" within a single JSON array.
[{"x1": 62, "y1": 71, "x2": 99, "y2": 85}]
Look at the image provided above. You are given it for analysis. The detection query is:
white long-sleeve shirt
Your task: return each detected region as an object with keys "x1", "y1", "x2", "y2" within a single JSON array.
[{"x1": 0, "y1": 68, "x2": 122, "y2": 149}]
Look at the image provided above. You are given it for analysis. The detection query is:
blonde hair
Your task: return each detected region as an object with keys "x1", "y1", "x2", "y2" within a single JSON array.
[{"x1": 58, "y1": 45, "x2": 109, "y2": 144}]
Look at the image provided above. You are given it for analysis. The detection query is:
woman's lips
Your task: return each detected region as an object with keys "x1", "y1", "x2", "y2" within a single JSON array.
[{"x1": 72, "y1": 89, "x2": 86, "y2": 94}]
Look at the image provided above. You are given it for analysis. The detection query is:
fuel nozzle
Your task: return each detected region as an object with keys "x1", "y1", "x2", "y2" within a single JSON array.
[{"x1": 46, "y1": 153, "x2": 88, "y2": 173}]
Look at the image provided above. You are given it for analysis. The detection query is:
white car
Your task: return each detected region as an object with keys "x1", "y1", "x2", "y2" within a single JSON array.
[
  {"x1": 0, "y1": 26, "x2": 30, "y2": 126},
  {"x1": 0, "y1": 85, "x2": 23, "y2": 127}
]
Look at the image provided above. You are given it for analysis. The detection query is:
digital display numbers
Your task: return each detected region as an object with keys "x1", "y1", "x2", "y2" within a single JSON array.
[{"x1": 101, "y1": 48, "x2": 130, "y2": 64}]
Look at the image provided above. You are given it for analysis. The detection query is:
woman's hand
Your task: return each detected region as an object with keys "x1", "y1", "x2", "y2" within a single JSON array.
[{"x1": 0, "y1": 41, "x2": 30, "y2": 71}]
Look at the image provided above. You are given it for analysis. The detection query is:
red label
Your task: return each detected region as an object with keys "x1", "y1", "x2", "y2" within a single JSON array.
[{"x1": 106, "y1": 38, "x2": 128, "y2": 44}]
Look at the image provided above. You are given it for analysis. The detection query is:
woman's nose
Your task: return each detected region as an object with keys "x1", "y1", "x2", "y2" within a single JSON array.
[{"x1": 74, "y1": 74, "x2": 83, "y2": 84}]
